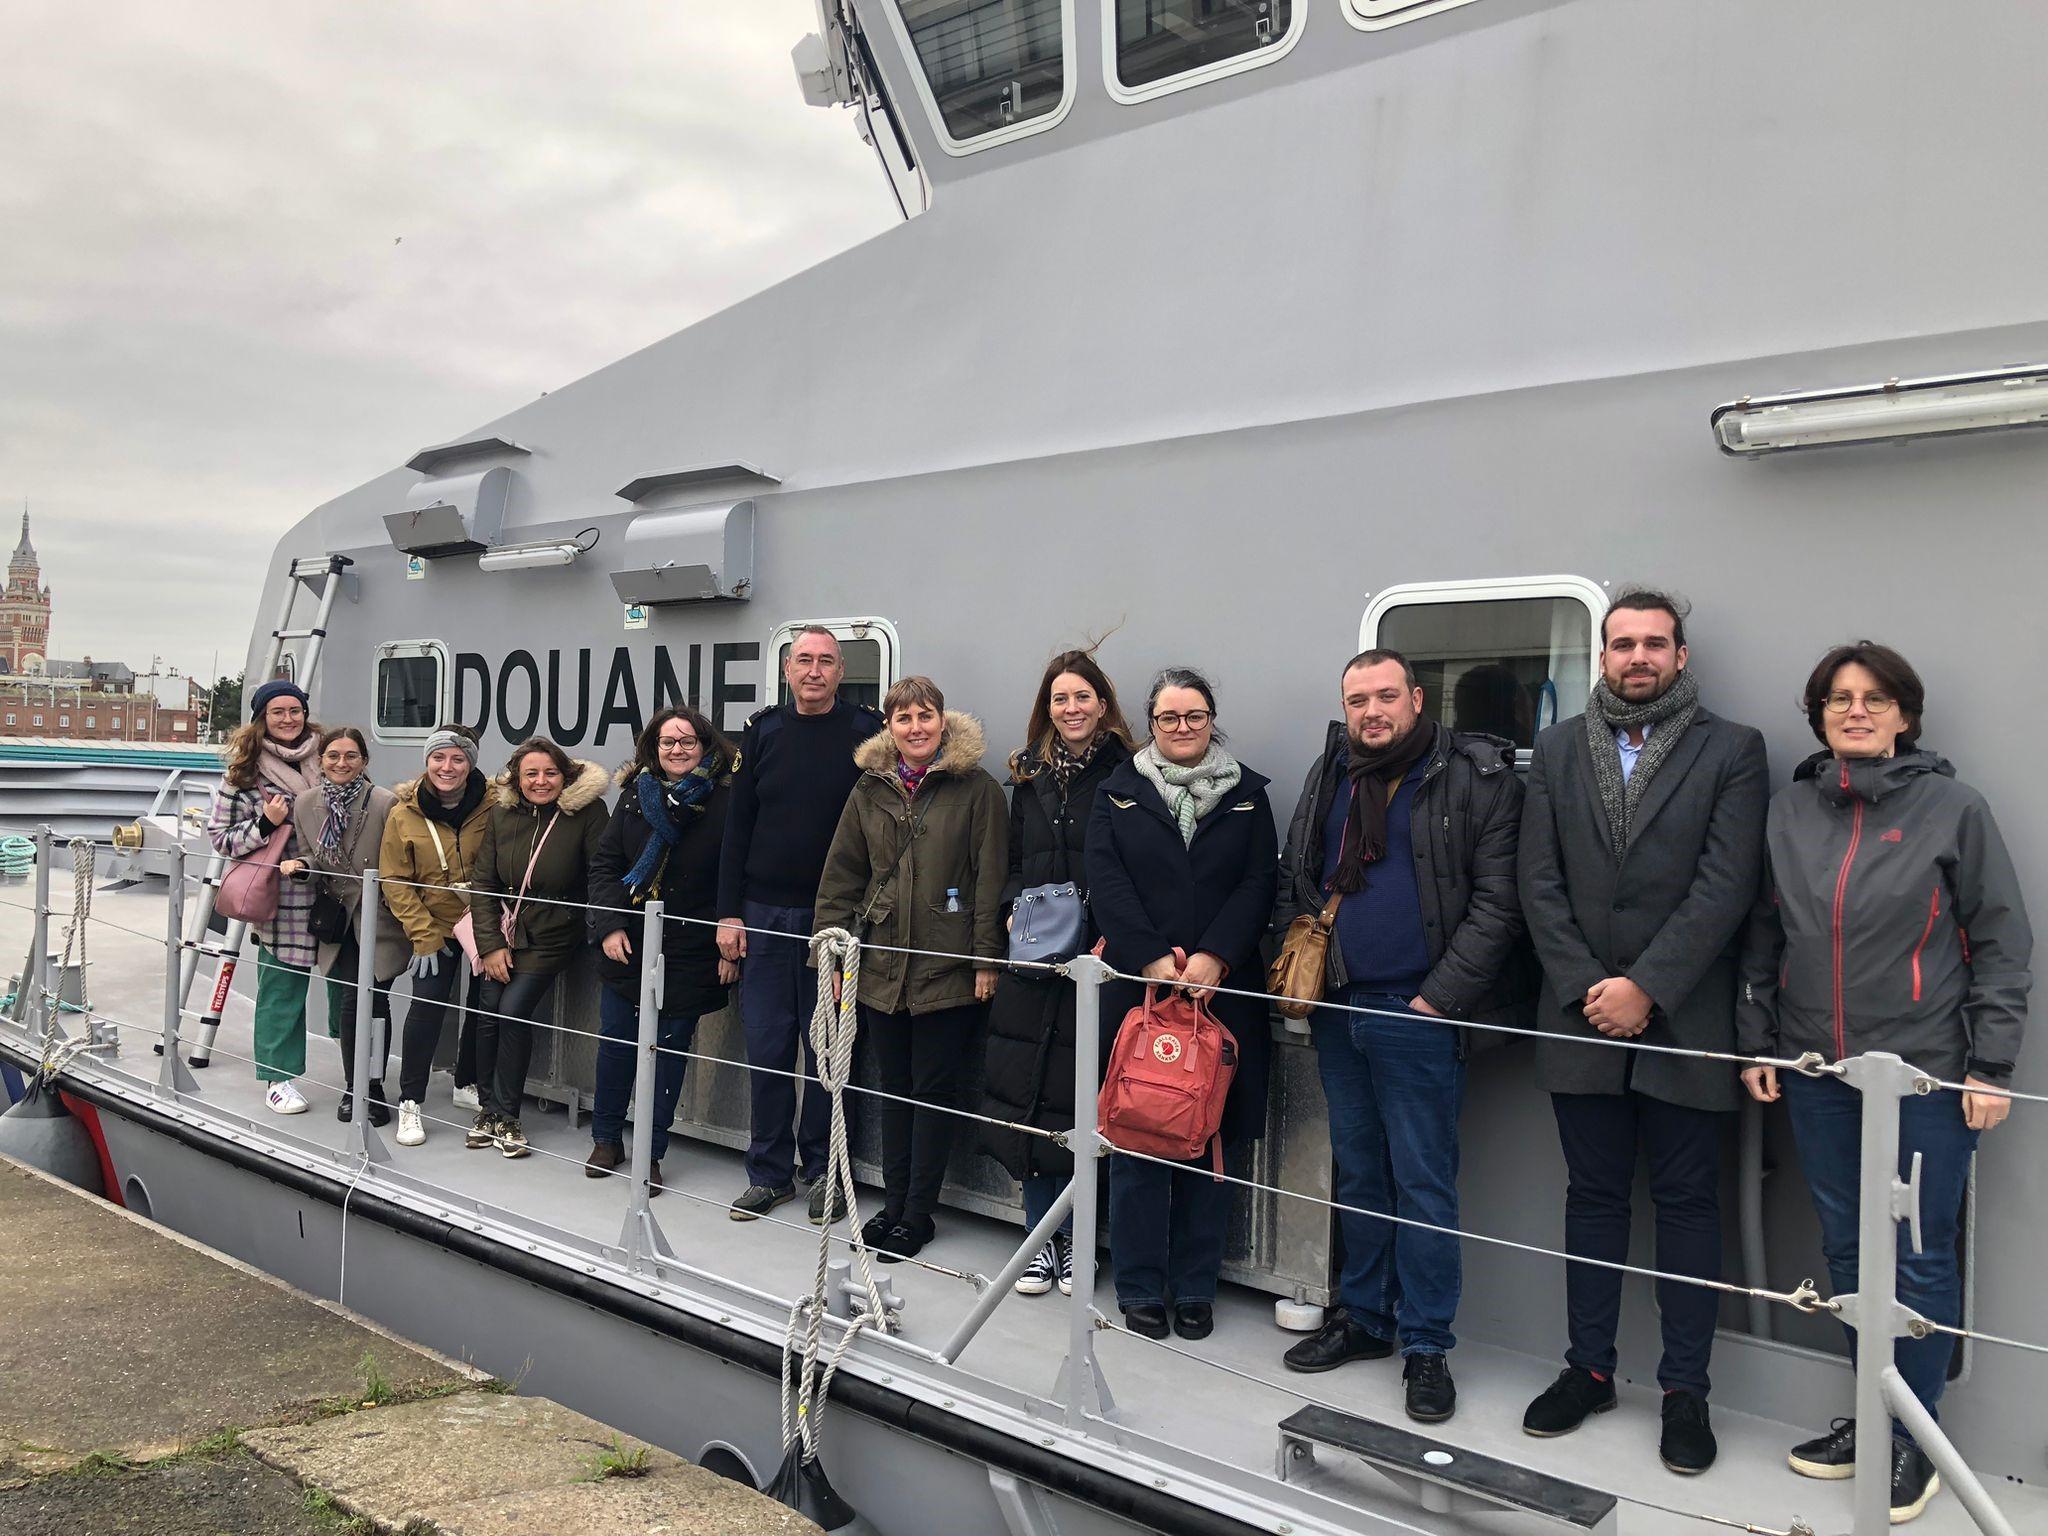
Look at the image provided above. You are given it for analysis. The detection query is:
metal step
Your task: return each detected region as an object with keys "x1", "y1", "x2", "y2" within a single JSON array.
[{"x1": 1276, "y1": 1404, "x2": 1618, "y2": 1532}]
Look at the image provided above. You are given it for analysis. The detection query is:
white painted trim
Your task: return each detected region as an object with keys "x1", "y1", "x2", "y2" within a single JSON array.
[
  {"x1": 1342, "y1": 0, "x2": 1484, "y2": 33},
  {"x1": 1103, "y1": 0, "x2": 1308, "y2": 106},
  {"x1": 874, "y1": 1, "x2": 1078, "y2": 159},
  {"x1": 370, "y1": 638, "x2": 452, "y2": 745},
  {"x1": 763, "y1": 617, "x2": 902, "y2": 705}
]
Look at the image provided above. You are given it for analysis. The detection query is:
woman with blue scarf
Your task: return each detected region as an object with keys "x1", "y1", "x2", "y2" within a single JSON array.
[{"x1": 586, "y1": 705, "x2": 739, "y2": 1190}]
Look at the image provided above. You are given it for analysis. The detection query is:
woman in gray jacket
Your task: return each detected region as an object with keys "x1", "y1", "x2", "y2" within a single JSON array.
[{"x1": 1738, "y1": 642, "x2": 2033, "y2": 1524}]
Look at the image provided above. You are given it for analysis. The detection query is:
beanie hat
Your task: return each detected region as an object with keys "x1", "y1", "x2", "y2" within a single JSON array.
[{"x1": 247, "y1": 678, "x2": 310, "y2": 721}]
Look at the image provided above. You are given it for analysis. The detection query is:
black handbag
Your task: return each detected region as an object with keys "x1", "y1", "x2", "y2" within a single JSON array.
[{"x1": 308, "y1": 888, "x2": 351, "y2": 945}]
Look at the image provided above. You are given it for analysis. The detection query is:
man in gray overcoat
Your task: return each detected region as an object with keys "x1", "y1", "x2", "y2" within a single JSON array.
[{"x1": 1515, "y1": 589, "x2": 1767, "y2": 1478}]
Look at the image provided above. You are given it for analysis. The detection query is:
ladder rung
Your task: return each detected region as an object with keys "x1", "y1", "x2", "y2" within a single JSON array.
[
  {"x1": 288, "y1": 555, "x2": 353, "y2": 577},
  {"x1": 271, "y1": 627, "x2": 327, "y2": 641}
]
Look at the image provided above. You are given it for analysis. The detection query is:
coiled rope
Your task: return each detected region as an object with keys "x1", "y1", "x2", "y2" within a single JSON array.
[{"x1": 779, "y1": 927, "x2": 897, "y2": 1467}]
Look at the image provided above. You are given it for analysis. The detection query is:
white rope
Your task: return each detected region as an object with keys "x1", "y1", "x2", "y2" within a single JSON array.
[
  {"x1": 780, "y1": 926, "x2": 895, "y2": 1466},
  {"x1": 59, "y1": 839, "x2": 92, "y2": 1018}
]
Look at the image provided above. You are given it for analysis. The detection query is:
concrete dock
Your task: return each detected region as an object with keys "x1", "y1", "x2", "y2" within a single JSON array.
[{"x1": 0, "y1": 1154, "x2": 818, "y2": 1534}]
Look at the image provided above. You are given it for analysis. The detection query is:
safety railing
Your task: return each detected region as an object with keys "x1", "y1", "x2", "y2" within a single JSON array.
[{"x1": 3, "y1": 821, "x2": 2042, "y2": 1536}]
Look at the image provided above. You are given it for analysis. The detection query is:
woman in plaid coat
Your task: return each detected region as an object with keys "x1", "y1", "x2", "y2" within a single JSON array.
[{"x1": 205, "y1": 678, "x2": 324, "y2": 1114}]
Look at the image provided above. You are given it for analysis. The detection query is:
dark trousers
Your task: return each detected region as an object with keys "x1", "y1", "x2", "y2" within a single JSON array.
[
  {"x1": 592, "y1": 984, "x2": 699, "y2": 1164},
  {"x1": 325, "y1": 932, "x2": 390, "y2": 1093},
  {"x1": 1552, "y1": 1089, "x2": 1726, "y2": 1396},
  {"x1": 474, "y1": 968, "x2": 559, "y2": 1123},
  {"x1": 1312, "y1": 990, "x2": 1465, "y2": 1355},
  {"x1": 398, "y1": 944, "x2": 477, "y2": 1104},
  {"x1": 739, "y1": 902, "x2": 830, "y2": 1187},
  {"x1": 1781, "y1": 1071, "x2": 1977, "y2": 1439},
  {"x1": 865, "y1": 1002, "x2": 978, "y2": 1223},
  {"x1": 1109, "y1": 1151, "x2": 1230, "y2": 1308}
]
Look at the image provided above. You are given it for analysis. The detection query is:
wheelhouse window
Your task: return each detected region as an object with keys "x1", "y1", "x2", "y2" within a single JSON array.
[
  {"x1": 1364, "y1": 578, "x2": 1604, "y2": 753},
  {"x1": 770, "y1": 619, "x2": 899, "y2": 713},
  {"x1": 372, "y1": 640, "x2": 449, "y2": 742},
  {"x1": 1113, "y1": 0, "x2": 1293, "y2": 93},
  {"x1": 896, "y1": 0, "x2": 1066, "y2": 142}
]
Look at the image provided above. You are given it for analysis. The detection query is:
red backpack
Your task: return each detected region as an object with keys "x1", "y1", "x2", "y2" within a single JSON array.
[{"x1": 1097, "y1": 962, "x2": 1239, "y2": 1174}]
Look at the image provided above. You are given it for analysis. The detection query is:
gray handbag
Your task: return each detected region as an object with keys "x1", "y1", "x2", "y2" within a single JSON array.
[{"x1": 1008, "y1": 881, "x2": 1087, "y2": 966}]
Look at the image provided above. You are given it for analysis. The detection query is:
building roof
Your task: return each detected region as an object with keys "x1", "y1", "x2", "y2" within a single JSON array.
[{"x1": 10, "y1": 510, "x2": 35, "y2": 571}]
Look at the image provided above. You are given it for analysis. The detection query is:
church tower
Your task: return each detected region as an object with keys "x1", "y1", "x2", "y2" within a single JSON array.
[{"x1": 0, "y1": 510, "x2": 52, "y2": 675}]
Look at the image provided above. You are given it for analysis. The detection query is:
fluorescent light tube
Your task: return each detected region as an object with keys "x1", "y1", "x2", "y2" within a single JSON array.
[
  {"x1": 1714, "y1": 368, "x2": 2048, "y2": 455},
  {"x1": 477, "y1": 542, "x2": 582, "y2": 572}
]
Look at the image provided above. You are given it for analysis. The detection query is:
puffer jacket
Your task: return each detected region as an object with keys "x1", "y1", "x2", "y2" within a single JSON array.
[
  {"x1": 378, "y1": 772, "x2": 493, "y2": 957},
  {"x1": 468, "y1": 759, "x2": 612, "y2": 976},
  {"x1": 1739, "y1": 750, "x2": 2033, "y2": 1081},
  {"x1": 590, "y1": 763, "x2": 732, "y2": 1016},
  {"x1": 291, "y1": 783, "x2": 409, "y2": 983},
  {"x1": 813, "y1": 712, "x2": 1009, "y2": 1016},
  {"x1": 1275, "y1": 721, "x2": 1530, "y2": 1039}
]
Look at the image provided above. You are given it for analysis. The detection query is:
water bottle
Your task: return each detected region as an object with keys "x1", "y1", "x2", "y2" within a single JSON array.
[{"x1": 944, "y1": 887, "x2": 962, "y2": 913}]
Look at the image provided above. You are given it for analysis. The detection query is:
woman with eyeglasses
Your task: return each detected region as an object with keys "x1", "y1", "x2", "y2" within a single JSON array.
[
  {"x1": 1086, "y1": 667, "x2": 1278, "y2": 1343},
  {"x1": 1738, "y1": 642, "x2": 2033, "y2": 1524},
  {"x1": 586, "y1": 706, "x2": 740, "y2": 1193}
]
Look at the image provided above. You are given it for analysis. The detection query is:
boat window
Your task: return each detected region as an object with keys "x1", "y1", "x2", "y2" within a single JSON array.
[
  {"x1": 372, "y1": 640, "x2": 450, "y2": 743},
  {"x1": 1364, "y1": 578, "x2": 1606, "y2": 753},
  {"x1": 1343, "y1": 0, "x2": 1484, "y2": 34},
  {"x1": 769, "y1": 619, "x2": 900, "y2": 713},
  {"x1": 894, "y1": 0, "x2": 1067, "y2": 143},
  {"x1": 1112, "y1": 0, "x2": 1297, "y2": 96}
]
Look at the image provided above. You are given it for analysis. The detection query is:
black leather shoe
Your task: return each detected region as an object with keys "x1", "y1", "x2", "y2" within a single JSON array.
[
  {"x1": 647, "y1": 1160, "x2": 664, "y2": 1198},
  {"x1": 859, "y1": 1209, "x2": 903, "y2": 1249},
  {"x1": 1283, "y1": 1312, "x2": 1395, "y2": 1374},
  {"x1": 1523, "y1": 1366, "x2": 1617, "y2": 1436},
  {"x1": 874, "y1": 1216, "x2": 935, "y2": 1264},
  {"x1": 1890, "y1": 1438, "x2": 1940, "y2": 1524},
  {"x1": 1172, "y1": 1302, "x2": 1213, "y2": 1340},
  {"x1": 1404, "y1": 1352, "x2": 1456, "y2": 1424},
  {"x1": 336, "y1": 1092, "x2": 353, "y2": 1123},
  {"x1": 1122, "y1": 1303, "x2": 1170, "y2": 1340},
  {"x1": 1788, "y1": 1418, "x2": 1856, "y2": 1480},
  {"x1": 364, "y1": 1083, "x2": 392, "y2": 1128},
  {"x1": 1660, "y1": 1391, "x2": 1716, "y2": 1475}
]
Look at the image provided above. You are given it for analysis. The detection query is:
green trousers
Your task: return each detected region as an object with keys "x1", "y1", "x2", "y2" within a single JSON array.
[{"x1": 252, "y1": 942, "x2": 311, "y2": 1083}]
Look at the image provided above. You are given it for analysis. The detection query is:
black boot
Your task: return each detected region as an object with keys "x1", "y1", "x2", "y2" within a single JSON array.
[{"x1": 365, "y1": 1081, "x2": 392, "y2": 1128}]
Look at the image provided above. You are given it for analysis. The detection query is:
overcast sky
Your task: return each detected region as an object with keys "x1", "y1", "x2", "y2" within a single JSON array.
[{"x1": 0, "y1": 1, "x2": 893, "y2": 686}]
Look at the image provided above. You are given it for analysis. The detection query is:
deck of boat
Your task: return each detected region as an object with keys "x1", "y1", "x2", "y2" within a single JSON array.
[{"x1": 4, "y1": 876, "x2": 2040, "y2": 1536}]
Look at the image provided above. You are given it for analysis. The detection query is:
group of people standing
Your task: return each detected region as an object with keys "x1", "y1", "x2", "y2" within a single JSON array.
[{"x1": 209, "y1": 594, "x2": 2030, "y2": 1527}]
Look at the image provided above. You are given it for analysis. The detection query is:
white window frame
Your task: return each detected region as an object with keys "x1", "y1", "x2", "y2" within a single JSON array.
[
  {"x1": 1104, "y1": 0, "x2": 1307, "y2": 106},
  {"x1": 764, "y1": 617, "x2": 902, "y2": 708},
  {"x1": 57, "y1": 715, "x2": 68, "y2": 730},
  {"x1": 31, "y1": 715, "x2": 42, "y2": 727},
  {"x1": 84, "y1": 716, "x2": 94, "y2": 729},
  {"x1": 370, "y1": 638, "x2": 451, "y2": 746},
  {"x1": 1361, "y1": 573, "x2": 1607, "y2": 747},
  {"x1": 1342, "y1": 0, "x2": 1485, "y2": 32},
  {"x1": 877, "y1": 0, "x2": 1078, "y2": 158}
]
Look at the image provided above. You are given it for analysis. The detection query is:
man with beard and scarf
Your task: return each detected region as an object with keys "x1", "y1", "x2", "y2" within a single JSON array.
[
  {"x1": 1516, "y1": 589, "x2": 1767, "y2": 1477},
  {"x1": 1275, "y1": 649, "x2": 1526, "y2": 1425}
]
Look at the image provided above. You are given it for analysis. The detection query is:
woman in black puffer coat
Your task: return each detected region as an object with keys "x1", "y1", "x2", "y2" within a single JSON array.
[{"x1": 978, "y1": 651, "x2": 1137, "y2": 1298}]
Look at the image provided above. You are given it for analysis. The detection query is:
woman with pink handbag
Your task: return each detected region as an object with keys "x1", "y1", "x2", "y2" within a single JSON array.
[
  {"x1": 204, "y1": 678, "x2": 323, "y2": 1114},
  {"x1": 463, "y1": 736, "x2": 611, "y2": 1158}
]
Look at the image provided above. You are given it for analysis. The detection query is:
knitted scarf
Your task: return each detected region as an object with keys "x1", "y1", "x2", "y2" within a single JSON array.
[
  {"x1": 621, "y1": 762, "x2": 721, "y2": 900},
  {"x1": 1133, "y1": 742, "x2": 1242, "y2": 846},
  {"x1": 1330, "y1": 719, "x2": 1436, "y2": 895},
  {"x1": 1585, "y1": 669, "x2": 1701, "y2": 856},
  {"x1": 256, "y1": 733, "x2": 319, "y2": 800},
  {"x1": 316, "y1": 775, "x2": 370, "y2": 852}
]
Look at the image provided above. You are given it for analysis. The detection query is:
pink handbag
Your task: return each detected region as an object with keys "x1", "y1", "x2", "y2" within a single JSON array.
[
  {"x1": 216, "y1": 822, "x2": 292, "y2": 924},
  {"x1": 456, "y1": 813, "x2": 557, "y2": 975}
]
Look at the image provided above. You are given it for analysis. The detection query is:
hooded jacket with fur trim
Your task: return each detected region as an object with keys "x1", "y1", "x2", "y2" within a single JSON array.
[
  {"x1": 467, "y1": 757, "x2": 611, "y2": 974},
  {"x1": 814, "y1": 712, "x2": 1009, "y2": 1015}
]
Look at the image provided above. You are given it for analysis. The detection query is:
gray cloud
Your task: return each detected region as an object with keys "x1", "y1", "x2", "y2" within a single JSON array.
[{"x1": 0, "y1": 0, "x2": 893, "y2": 682}]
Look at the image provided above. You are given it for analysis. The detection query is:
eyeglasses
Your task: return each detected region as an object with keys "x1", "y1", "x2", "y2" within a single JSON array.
[
  {"x1": 1823, "y1": 691, "x2": 1897, "y2": 716},
  {"x1": 1151, "y1": 711, "x2": 1212, "y2": 732},
  {"x1": 657, "y1": 734, "x2": 700, "y2": 751}
]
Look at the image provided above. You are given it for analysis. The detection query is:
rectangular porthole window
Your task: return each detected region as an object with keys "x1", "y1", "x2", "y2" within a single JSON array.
[
  {"x1": 769, "y1": 619, "x2": 900, "y2": 714},
  {"x1": 372, "y1": 640, "x2": 450, "y2": 744},
  {"x1": 1109, "y1": 0, "x2": 1301, "y2": 101},
  {"x1": 1364, "y1": 577, "x2": 1606, "y2": 754},
  {"x1": 891, "y1": 0, "x2": 1073, "y2": 151},
  {"x1": 1343, "y1": 0, "x2": 1485, "y2": 32}
]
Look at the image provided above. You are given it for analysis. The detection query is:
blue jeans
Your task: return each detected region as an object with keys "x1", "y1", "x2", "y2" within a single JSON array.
[
  {"x1": 592, "y1": 985, "x2": 700, "y2": 1164},
  {"x1": 1022, "y1": 1173, "x2": 1073, "y2": 1240},
  {"x1": 1781, "y1": 1071, "x2": 1978, "y2": 1439},
  {"x1": 1312, "y1": 989, "x2": 1465, "y2": 1355},
  {"x1": 739, "y1": 902, "x2": 830, "y2": 1188},
  {"x1": 1109, "y1": 1152, "x2": 1230, "y2": 1308}
]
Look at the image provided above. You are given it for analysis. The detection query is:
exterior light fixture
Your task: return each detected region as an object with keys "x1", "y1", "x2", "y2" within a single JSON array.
[
  {"x1": 475, "y1": 526, "x2": 599, "y2": 573},
  {"x1": 1712, "y1": 364, "x2": 2048, "y2": 455}
]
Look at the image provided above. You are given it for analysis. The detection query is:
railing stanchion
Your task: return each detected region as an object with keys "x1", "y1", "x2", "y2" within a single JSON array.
[
  {"x1": 344, "y1": 869, "x2": 390, "y2": 1164},
  {"x1": 29, "y1": 824, "x2": 54, "y2": 1042},
  {"x1": 621, "y1": 899, "x2": 673, "y2": 1271},
  {"x1": 938, "y1": 1175, "x2": 1077, "y2": 1363},
  {"x1": 1060, "y1": 954, "x2": 1114, "y2": 1429},
  {"x1": 1882, "y1": 1366, "x2": 2020, "y2": 1536},
  {"x1": 157, "y1": 845, "x2": 198, "y2": 1095}
]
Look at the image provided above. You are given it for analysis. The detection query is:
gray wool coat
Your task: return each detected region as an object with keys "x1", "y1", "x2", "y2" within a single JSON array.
[{"x1": 1517, "y1": 704, "x2": 1769, "y2": 1111}]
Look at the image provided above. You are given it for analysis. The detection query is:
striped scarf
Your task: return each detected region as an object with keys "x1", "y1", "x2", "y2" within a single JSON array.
[{"x1": 316, "y1": 775, "x2": 370, "y2": 852}]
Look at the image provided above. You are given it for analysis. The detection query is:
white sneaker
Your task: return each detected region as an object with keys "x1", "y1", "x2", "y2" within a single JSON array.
[
  {"x1": 451, "y1": 1083, "x2": 481, "y2": 1113},
  {"x1": 1015, "y1": 1241, "x2": 1057, "y2": 1296},
  {"x1": 265, "y1": 1080, "x2": 310, "y2": 1115},
  {"x1": 395, "y1": 1100, "x2": 426, "y2": 1146}
]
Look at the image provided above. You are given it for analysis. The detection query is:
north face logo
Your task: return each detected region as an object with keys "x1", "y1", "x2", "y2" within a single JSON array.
[{"x1": 1881, "y1": 829, "x2": 1904, "y2": 844}]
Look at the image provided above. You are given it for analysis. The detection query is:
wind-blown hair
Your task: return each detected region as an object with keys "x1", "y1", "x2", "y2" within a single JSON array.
[{"x1": 1012, "y1": 648, "x2": 1137, "y2": 778}]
